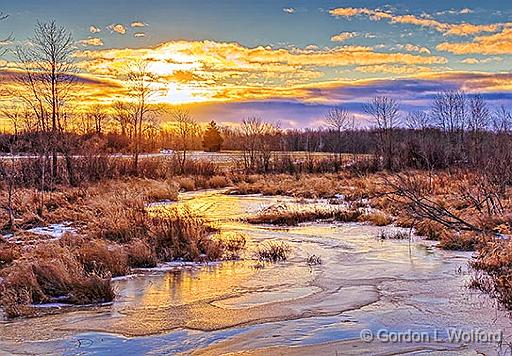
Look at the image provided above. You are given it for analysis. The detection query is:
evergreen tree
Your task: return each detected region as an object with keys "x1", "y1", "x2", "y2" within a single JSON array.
[{"x1": 202, "y1": 121, "x2": 224, "y2": 152}]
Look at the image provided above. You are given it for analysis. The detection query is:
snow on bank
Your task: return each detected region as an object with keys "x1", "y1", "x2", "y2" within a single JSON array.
[{"x1": 27, "y1": 222, "x2": 76, "y2": 238}]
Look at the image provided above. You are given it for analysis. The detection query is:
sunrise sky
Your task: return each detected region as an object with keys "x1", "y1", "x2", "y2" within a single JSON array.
[{"x1": 1, "y1": 0, "x2": 512, "y2": 127}]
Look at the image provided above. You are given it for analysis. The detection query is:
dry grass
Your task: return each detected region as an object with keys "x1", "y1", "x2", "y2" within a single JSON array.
[
  {"x1": 150, "y1": 207, "x2": 222, "y2": 262},
  {"x1": 0, "y1": 241, "x2": 20, "y2": 268},
  {"x1": 470, "y1": 240, "x2": 512, "y2": 309},
  {"x1": 307, "y1": 254, "x2": 322, "y2": 266},
  {"x1": 438, "y1": 232, "x2": 484, "y2": 251},
  {"x1": 255, "y1": 241, "x2": 291, "y2": 262},
  {"x1": 378, "y1": 230, "x2": 410, "y2": 240},
  {"x1": 125, "y1": 239, "x2": 157, "y2": 268},
  {"x1": 246, "y1": 203, "x2": 394, "y2": 228},
  {"x1": 0, "y1": 243, "x2": 114, "y2": 318},
  {"x1": 75, "y1": 239, "x2": 130, "y2": 277},
  {"x1": 361, "y1": 211, "x2": 393, "y2": 226},
  {"x1": 0, "y1": 178, "x2": 242, "y2": 318},
  {"x1": 214, "y1": 232, "x2": 247, "y2": 260}
]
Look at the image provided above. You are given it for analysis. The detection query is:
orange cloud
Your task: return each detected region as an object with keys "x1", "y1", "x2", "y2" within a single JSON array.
[
  {"x1": 108, "y1": 24, "x2": 126, "y2": 34},
  {"x1": 329, "y1": 7, "x2": 504, "y2": 36},
  {"x1": 72, "y1": 39, "x2": 446, "y2": 104},
  {"x1": 355, "y1": 64, "x2": 440, "y2": 75},
  {"x1": 437, "y1": 28, "x2": 512, "y2": 54},
  {"x1": 330, "y1": 32, "x2": 356, "y2": 42}
]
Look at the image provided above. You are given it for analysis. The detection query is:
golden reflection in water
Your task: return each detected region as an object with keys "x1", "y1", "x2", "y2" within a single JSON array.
[
  {"x1": 148, "y1": 192, "x2": 252, "y2": 223},
  {"x1": 145, "y1": 262, "x2": 256, "y2": 307},
  {"x1": 111, "y1": 261, "x2": 260, "y2": 333}
]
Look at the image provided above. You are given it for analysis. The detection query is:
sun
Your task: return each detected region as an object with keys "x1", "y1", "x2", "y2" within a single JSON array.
[{"x1": 157, "y1": 82, "x2": 213, "y2": 105}]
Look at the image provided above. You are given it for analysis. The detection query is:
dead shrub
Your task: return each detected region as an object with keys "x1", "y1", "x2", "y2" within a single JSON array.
[
  {"x1": 415, "y1": 220, "x2": 448, "y2": 241},
  {"x1": 256, "y1": 241, "x2": 291, "y2": 262},
  {"x1": 125, "y1": 239, "x2": 157, "y2": 268},
  {"x1": 438, "y1": 232, "x2": 482, "y2": 251},
  {"x1": 207, "y1": 175, "x2": 231, "y2": 189},
  {"x1": 150, "y1": 207, "x2": 221, "y2": 261},
  {"x1": 0, "y1": 242, "x2": 20, "y2": 267},
  {"x1": 76, "y1": 240, "x2": 129, "y2": 277},
  {"x1": 361, "y1": 211, "x2": 393, "y2": 226},
  {"x1": 68, "y1": 274, "x2": 114, "y2": 305},
  {"x1": 215, "y1": 232, "x2": 246, "y2": 260},
  {"x1": 178, "y1": 177, "x2": 196, "y2": 191}
]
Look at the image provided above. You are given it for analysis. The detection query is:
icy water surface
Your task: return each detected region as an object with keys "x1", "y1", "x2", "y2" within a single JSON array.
[{"x1": 1, "y1": 190, "x2": 512, "y2": 355}]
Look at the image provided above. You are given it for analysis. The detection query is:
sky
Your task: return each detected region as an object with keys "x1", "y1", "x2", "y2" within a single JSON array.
[{"x1": 1, "y1": 0, "x2": 512, "y2": 128}]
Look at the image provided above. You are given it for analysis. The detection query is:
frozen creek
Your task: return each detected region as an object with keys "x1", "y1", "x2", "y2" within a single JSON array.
[{"x1": 1, "y1": 190, "x2": 512, "y2": 355}]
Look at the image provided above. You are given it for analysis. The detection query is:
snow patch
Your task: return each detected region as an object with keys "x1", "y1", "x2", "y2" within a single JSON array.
[{"x1": 27, "y1": 222, "x2": 76, "y2": 238}]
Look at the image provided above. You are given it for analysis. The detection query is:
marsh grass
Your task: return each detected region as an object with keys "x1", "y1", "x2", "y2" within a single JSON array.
[
  {"x1": 246, "y1": 203, "x2": 393, "y2": 228},
  {"x1": 306, "y1": 254, "x2": 322, "y2": 266},
  {"x1": 0, "y1": 186, "x2": 240, "y2": 318},
  {"x1": 378, "y1": 230, "x2": 410, "y2": 240},
  {"x1": 470, "y1": 240, "x2": 512, "y2": 309},
  {"x1": 438, "y1": 232, "x2": 483, "y2": 251},
  {"x1": 214, "y1": 232, "x2": 247, "y2": 260},
  {"x1": 256, "y1": 241, "x2": 291, "y2": 262}
]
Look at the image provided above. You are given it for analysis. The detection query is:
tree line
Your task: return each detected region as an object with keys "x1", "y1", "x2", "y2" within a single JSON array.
[{"x1": 1, "y1": 19, "x2": 512, "y2": 178}]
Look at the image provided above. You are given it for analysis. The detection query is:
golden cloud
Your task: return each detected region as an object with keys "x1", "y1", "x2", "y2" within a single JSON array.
[
  {"x1": 330, "y1": 32, "x2": 357, "y2": 42},
  {"x1": 79, "y1": 37, "x2": 104, "y2": 47},
  {"x1": 329, "y1": 7, "x2": 504, "y2": 36},
  {"x1": 71, "y1": 39, "x2": 447, "y2": 103},
  {"x1": 108, "y1": 24, "x2": 126, "y2": 34},
  {"x1": 355, "y1": 64, "x2": 439, "y2": 75},
  {"x1": 437, "y1": 28, "x2": 512, "y2": 54}
]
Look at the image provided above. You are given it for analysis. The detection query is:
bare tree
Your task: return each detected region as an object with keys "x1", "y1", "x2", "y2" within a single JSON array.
[
  {"x1": 112, "y1": 100, "x2": 133, "y2": 137},
  {"x1": 240, "y1": 117, "x2": 278, "y2": 172},
  {"x1": 125, "y1": 60, "x2": 158, "y2": 173},
  {"x1": 87, "y1": 104, "x2": 109, "y2": 134},
  {"x1": 325, "y1": 106, "x2": 353, "y2": 163},
  {"x1": 363, "y1": 96, "x2": 400, "y2": 170},
  {"x1": 172, "y1": 108, "x2": 197, "y2": 173},
  {"x1": 431, "y1": 90, "x2": 467, "y2": 142},
  {"x1": 492, "y1": 105, "x2": 512, "y2": 134},
  {"x1": 405, "y1": 111, "x2": 430, "y2": 130},
  {"x1": 14, "y1": 21, "x2": 78, "y2": 178},
  {"x1": 468, "y1": 94, "x2": 490, "y2": 132}
]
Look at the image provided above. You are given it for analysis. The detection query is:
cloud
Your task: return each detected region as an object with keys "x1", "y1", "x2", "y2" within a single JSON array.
[
  {"x1": 131, "y1": 21, "x2": 147, "y2": 27},
  {"x1": 108, "y1": 24, "x2": 126, "y2": 34},
  {"x1": 79, "y1": 37, "x2": 104, "y2": 47},
  {"x1": 435, "y1": 8, "x2": 474, "y2": 16},
  {"x1": 89, "y1": 25, "x2": 101, "y2": 33},
  {"x1": 134, "y1": 32, "x2": 146, "y2": 38},
  {"x1": 283, "y1": 8, "x2": 295, "y2": 14},
  {"x1": 355, "y1": 64, "x2": 438, "y2": 74},
  {"x1": 330, "y1": 32, "x2": 357, "y2": 42},
  {"x1": 74, "y1": 39, "x2": 446, "y2": 104},
  {"x1": 461, "y1": 57, "x2": 503, "y2": 64},
  {"x1": 329, "y1": 7, "x2": 504, "y2": 36},
  {"x1": 396, "y1": 43, "x2": 431, "y2": 54},
  {"x1": 437, "y1": 28, "x2": 512, "y2": 54}
]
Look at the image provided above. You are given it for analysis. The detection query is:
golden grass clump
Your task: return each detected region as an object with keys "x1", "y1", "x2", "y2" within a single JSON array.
[{"x1": 360, "y1": 211, "x2": 393, "y2": 226}]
